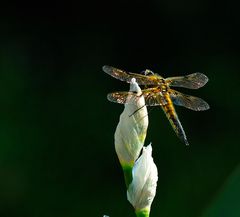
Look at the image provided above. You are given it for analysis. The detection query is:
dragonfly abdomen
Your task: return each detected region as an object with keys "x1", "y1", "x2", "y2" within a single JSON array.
[{"x1": 161, "y1": 94, "x2": 189, "y2": 145}]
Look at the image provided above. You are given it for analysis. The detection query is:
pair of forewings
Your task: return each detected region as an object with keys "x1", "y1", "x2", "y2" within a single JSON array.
[{"x1": 103, "y1": 65, "x2": 209, "y2": 111}]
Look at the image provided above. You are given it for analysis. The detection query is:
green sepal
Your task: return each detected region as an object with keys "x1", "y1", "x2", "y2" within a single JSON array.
[
  {"x1": 135, "y1": 208, "x2": 150, "y2": 217},
  {"x1": 122, "y1": 164, "x2": 133, "y2": 188}
]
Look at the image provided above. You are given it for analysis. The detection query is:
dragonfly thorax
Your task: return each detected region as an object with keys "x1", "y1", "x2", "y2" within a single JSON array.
[{"x1": 155, "y1": 83, "x2": 168, "y2": 94}]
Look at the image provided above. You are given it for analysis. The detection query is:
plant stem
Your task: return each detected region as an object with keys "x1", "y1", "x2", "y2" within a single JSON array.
[
  {"x1": 135, "y1": 209, "x2": 150, "y2": 217},
  {"x1": 122, "y1": 165, "x2": 133, "y2": 188}
]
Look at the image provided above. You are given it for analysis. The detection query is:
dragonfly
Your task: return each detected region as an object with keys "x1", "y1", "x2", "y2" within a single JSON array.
[{"x1": 103, "y1": 65, "x2": 210, "y2": 145}]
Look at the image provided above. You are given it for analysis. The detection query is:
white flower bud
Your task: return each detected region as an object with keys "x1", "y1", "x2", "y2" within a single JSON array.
[
  {"x1": 114, "y1": 78, "x2": 149, "y2": 167},
  {"x1": 127, "y1": 144, "x2": 158, "y2": 212}
]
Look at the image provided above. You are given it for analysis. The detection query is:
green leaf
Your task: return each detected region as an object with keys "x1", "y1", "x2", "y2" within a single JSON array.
[{"x1": 201, "y1": 165, "x2": 240, "y2": 217}]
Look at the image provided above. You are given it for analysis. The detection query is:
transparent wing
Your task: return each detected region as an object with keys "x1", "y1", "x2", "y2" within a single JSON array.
[
  {"x1": 107, "y1": 92, "x2": 135, "y2": 104},
  {"x1": 166, "y1": 73, "x2": 209, "y2": 89},
  {"x1": 103, "y1": 65, "x2": 159, "y2": 85},
  {"x1": 107, "y1": 88, "x2": 166, "y2": 106},
  {"x1": 169, "y1": 89, "x2": 210, "y2": 111},
  {"x1": 141, "y1": 88, "x2": 166, "y2": 106}
]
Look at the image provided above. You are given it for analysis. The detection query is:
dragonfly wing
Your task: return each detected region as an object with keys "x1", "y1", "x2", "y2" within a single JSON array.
[
  {"x1": 169, "y1": 89, "x2": 210, "y2": 111},
  {"x1": 161, "y1": 94, "x2": 189, "y2": 145},
  {"x1": 166, "y1": 72, "x2": 209, "y2": 89},
  {"x1": 103, "y1": 65, "x2": 159, "y2": 85},
  {"x1": 107, "y1": 89, "x2": 162, "y2": 106},
  {"x1": 141, "y1": 88, "x2": 165, "y2": 106},
  {"x1": 107, "y1": 91, "x2": 139, "y2": 104}
]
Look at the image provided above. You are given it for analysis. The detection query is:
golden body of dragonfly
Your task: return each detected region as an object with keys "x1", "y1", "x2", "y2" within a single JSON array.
[{"x1": 103, "y1": 65, "x2": 210, "y2": 145}]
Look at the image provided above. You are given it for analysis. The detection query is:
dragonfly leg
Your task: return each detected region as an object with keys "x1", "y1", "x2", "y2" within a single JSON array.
[
  {"x1": 141, "y1": 69, "x2": 154, "y2": 76},
  {"x1": 129, "y1": 105, "x2": 146, "y2": 117}
]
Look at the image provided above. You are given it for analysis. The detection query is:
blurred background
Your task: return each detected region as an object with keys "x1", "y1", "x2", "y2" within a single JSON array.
[{"x1": 0, "y1": 1, "x2": 239, "y2": 217}]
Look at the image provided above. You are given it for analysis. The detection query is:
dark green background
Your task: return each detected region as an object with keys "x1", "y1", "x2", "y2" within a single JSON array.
[{"x1": 0, "y1": 2, "x2": 239, "y2": 217}]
